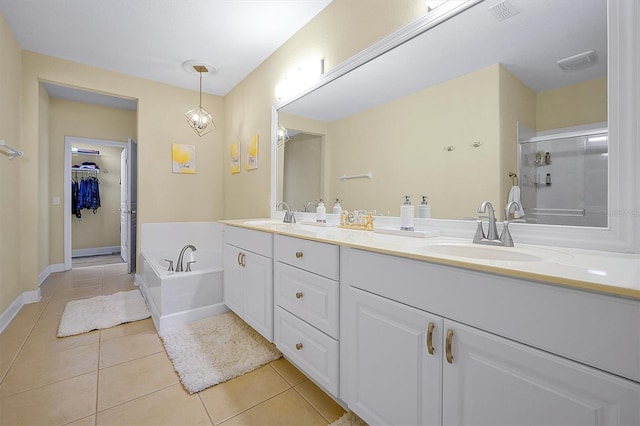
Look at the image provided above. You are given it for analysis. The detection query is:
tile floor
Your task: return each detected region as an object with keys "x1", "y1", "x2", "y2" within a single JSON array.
[{"x1": 0, "y1": 264, "x2": 347, "y2": 425}]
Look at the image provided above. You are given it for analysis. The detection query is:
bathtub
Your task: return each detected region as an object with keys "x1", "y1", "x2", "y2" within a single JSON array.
[{"x1": 135, "y1": 222, "x2": 228, "y2": 331}]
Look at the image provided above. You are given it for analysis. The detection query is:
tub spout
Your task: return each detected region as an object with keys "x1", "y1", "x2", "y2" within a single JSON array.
[{"x1": 176, "y1": 245, "x2": 197, "y2": 272}]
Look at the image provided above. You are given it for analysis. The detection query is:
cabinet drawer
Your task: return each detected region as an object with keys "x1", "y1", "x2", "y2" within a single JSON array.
[
  {"x1": 275, "y1": 262, "x2": 339, "y2": 338},
  {"x1": 224, "y1": 225, "x2": 273, "y2": 257},
  {"x1": 274, "y1": 235, "x2": 339, "y2": 280},
  {"x1": 275, "y1": 307, "x2": 339, "y2": 396}
]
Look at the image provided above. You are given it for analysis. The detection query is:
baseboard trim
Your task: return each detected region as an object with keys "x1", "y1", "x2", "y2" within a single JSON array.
[
  {"x1": 0, "y1": 288, "x2": 42, "y2": 334},
  {"x1": 38, "y1": 263, "x2": 66, "y2": 286},
  {"x1": 72, "y1": 246, "x2": 120, "y2": 258}
]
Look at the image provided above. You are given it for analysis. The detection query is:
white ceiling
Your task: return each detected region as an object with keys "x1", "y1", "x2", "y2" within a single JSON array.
[
  {"x1": 0, "y1": 0, "x2": 333, "y2": 103},
  {"x1": 282, "y1": 0, "x2": 607, "y2": 122}
]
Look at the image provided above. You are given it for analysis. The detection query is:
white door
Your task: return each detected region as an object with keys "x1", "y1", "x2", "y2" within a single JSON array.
[
  {"x1": 344, "y1": 287, "x2": 443, "y2": 426},
  {"x1": 127, "y1": 138, "x2": 138, "y2": 273},
  {"x1": 442, "y1": 320, "x2": 640, "y2": 426},
  {"x1": 120, "y1": 149, "x2": 128, "y2": 263}
]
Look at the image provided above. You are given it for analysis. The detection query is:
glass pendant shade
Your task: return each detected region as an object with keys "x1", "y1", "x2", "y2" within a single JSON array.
[{"x1": 185, "y1": 68, "x2": 215, "y2": 136}]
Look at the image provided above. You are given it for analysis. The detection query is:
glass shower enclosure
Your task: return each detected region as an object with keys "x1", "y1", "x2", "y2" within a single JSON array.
[{"x1": 518, "y1": 127, "x2": 608, "y2": 227}]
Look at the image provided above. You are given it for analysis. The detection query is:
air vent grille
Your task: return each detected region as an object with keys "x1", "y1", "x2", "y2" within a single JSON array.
[
  {"x1": 557, "y1": 50, "x2": 598, "y2": 71},
  {"x1": 488, "y1": 0, "x2": 520, "y2": 21}
]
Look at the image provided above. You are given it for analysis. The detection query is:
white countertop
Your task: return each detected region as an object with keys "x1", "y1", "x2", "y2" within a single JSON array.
[{"x1": 219, "y1": 219, "x2": 640, "y2": 300}]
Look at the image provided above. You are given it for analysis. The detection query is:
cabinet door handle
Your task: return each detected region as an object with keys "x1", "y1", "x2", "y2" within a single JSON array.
[
  {"x1": 295, "y1": 342, "x2": 303, "y2": 350},
  {"x1": 237, "y1": 252, "x2": 242, "y2": 266},
  {"x1": 295, "y1": 251, "x2": 303, "y2": 259},
  {"x1": 238, "y1": 253, "x2": 246, "y2": 267},
  {"x1": 446, "y1": 329, "x2": 454, "y2": 364},
  {"x1": 426, "y1": 322, "x2": 435, "y2": 355},
  {"x1": 242, "y1": 253, "x2": 246, "y2": 267},
  {"x1": 295, "y1": 292, "x2": 303, "y2": 299}
]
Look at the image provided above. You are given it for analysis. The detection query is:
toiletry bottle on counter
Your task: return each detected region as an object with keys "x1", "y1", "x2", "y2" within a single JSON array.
[
  {"x1": 316, "y1": 199, "x2": 326, "y2": 223},
  {"x1": 417, "y1": 195, "x2": 431, "y2": 219},
  {"x1": 400, "y1": 195, "x2": 415, "y2": 231},
  {"x1": 333, "y1": 198, "x2": 342, "y2": 215}
]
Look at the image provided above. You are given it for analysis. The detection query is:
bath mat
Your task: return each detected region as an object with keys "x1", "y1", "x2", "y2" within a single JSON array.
[
  {"x1": 159, "y1": 311, "x2": 281, "y2": 394},
  {"x1": 57, "y1": 290, "x2": 150, "y2": 337},
  {"x1": 329, "y1": 412, "x2": 368, "y2": 426}
]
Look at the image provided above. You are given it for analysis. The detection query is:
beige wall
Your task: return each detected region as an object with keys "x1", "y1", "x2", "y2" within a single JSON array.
[
  {"x1": 327, "y1": 64, "x2": 501, "y2": 219},
  {"x1": 223, "y1": 0, "x2": 426, "y2": 219},
  {"x1": 49, "y1": 98, "x2": 136, "y2": 263},
  {"x1": 536, "y1": 77, "x2": 607, "y2": 131},
  {"x1": 499, "y1": 66, "x2": 536, "y2": 215},
  {"x1": 0, "y1": 12, "x2": 23, "y2": 313}
]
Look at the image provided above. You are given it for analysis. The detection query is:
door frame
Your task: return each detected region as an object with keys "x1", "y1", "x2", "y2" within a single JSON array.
[{"x1": 64, "y1": 136, "x2": 129, "y2": 270}]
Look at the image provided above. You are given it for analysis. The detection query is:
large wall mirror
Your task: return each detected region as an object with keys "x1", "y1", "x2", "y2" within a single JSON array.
[{"x1": 272, "y1": 0, "x2": 639, "y2": 252}]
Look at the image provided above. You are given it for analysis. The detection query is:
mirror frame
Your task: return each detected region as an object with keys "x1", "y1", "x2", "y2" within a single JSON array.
[{"x1": 271, "y1": 0, "x2": 639, "y2": 253}]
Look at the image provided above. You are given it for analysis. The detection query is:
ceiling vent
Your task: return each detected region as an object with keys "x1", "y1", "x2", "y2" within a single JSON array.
[
  {"x1": 488, "y1": 0, "x2": 520, "y2": 21},
  {"x1": 557, "y1": 50, "x2": 598, "y2": 71}
]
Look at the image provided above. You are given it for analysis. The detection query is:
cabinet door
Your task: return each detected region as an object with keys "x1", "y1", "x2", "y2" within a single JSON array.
[
  {"x1": 344, "y1": 287, "x2": 443, "y2": 426},
  {"x1": 443, "y1": 320, "x2": 640, "y2": 426},
  {"x1": 243, "y1": 251, "x2": 274, "y2": 341},
  {"x1": 223, "y1": 244, "x2": 243, "y2": 316}
]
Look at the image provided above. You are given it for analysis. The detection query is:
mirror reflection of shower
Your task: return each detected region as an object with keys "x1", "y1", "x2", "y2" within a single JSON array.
[{"x1": 518, "y1": 123, "x2": 608, "y2": 227}]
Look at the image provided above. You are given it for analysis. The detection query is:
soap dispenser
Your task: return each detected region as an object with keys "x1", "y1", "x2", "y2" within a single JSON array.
[
  {"x1": 400, "y1": 195, "x2": 414, "y2": 231},
  {"x1": 316, "y1": 199, "x2": 327, "y2": 223},
  {"x1": 417, "y1": 195, "x2": 431, "y2": 219},
  {"x1": 333, "y1": 198, "x2": 342, "y2": 215}
]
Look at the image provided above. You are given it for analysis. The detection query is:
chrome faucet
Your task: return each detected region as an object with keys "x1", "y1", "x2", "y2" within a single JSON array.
[
  {"x1": 473, "y1": 201, "x2": 521, "y2": 247},
  {"x1": 304, "y1": 200, "x2": 317, "y2": 213},
  {"x1": 176, "y1": 244, "x2": 197, "y2": 272},
  {"x1": 277, "y1": 201, "x2": 296, "y2": 223},
  {"x1": 474, "y1": 201, "x2": 499, "y2": 243}
]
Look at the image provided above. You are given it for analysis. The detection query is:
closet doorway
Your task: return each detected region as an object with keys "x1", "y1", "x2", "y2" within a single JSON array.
[{"x1": 64, "y1": 136, "x2": 138, "y2": 273}]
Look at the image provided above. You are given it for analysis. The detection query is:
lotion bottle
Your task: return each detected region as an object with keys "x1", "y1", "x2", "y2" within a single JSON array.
[
  {"x1": 400, "y1": 195, "x2": 415, "y2": 231},
  {"x1": 316, "y1": 199, "x2": 327, "y2": 223},
  {"x1": 417, "y1": 195, "x2": 431, "y2": 219},
  {"x1": 333, "y1": 198, "x2": 342, "y2": 215}
]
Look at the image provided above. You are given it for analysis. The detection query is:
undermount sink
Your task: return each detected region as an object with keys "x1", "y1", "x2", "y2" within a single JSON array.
[{"x1": 427, "y1": 243, "x2": 544, "y2": 262}]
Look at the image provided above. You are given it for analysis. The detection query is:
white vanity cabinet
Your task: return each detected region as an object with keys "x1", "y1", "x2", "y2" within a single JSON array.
[
  {"x1": 223, "y1": 226, "x2": 273, "y2": 341},
  {"x1": 274, "y1": 235, "x2": 340, "y2": 396},
  {"x1": 341, "y1": 247, "x2": 640, "y2": 426}
]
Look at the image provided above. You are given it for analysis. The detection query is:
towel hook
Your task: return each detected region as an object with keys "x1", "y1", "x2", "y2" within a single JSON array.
[{"x1": 508, "y1": 172, "x2": 519, "y2": 186}]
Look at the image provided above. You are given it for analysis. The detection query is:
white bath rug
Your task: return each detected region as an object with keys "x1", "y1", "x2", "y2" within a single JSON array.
[
  {"x1": 329, "y1": 412, "x2": 368, "y2": 426},
  {"x1": 159, "y1": 311, "x2": 282, "y2": 394},
  {"x1": 57, "y1": 290, "x2": 150, "y2": 337}
]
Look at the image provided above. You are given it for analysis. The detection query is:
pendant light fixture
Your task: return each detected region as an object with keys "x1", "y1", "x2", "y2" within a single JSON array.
[{"x1": 185, "y1": 65, "x2": 215, "y2": 136}]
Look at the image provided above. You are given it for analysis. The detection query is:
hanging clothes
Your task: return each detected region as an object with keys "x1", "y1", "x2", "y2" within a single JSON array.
[
  {"x1": 73, "y1": 176, "x2": 101, "y2": 218},
  {"x1": 71, "y1": 178, "x2": 81, "y2": 218}
]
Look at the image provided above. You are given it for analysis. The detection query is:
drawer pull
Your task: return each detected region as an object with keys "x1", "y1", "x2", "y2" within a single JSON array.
[
  {"x1": 446, "y1": 329, "x2": 454, "y2": 364},
  {"x1": 295, "y1": 251, "x2": 304, "y2": 259},
  {"x1": 295, "y1": 292, "x2": 304, "y2": 299},
  {"x1": 426, "y1": 322, "x2": 435, "y2": 355},
  {"x1": 295, "y1": 342, "x2": 303, "y2": 351}
]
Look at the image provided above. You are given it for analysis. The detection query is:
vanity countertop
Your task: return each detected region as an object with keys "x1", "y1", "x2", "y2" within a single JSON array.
[{"x1": 219, "y1": 219, "x2": 640, "y2": 300}]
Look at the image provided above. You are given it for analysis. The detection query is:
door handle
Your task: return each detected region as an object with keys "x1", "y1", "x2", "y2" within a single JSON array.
[
  {"x1": 446, "y1": 329, "x2": 454, "y2": 364},
  {"x1": 426, "y1": 322, "x2": 435, "y2": 355}
]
